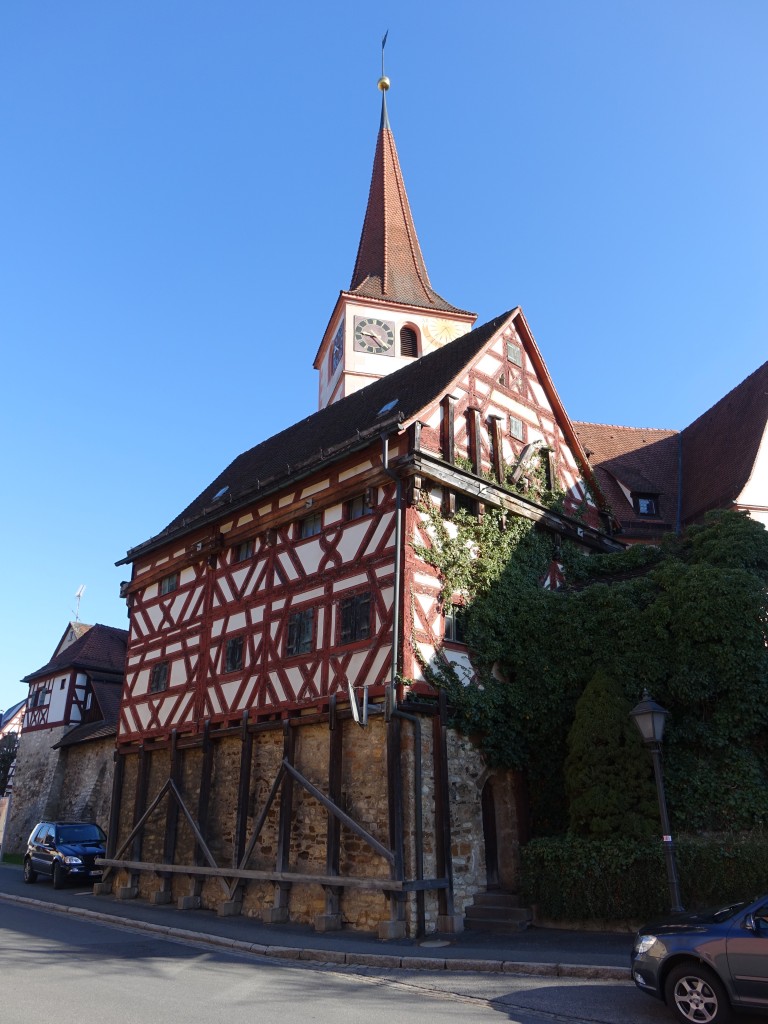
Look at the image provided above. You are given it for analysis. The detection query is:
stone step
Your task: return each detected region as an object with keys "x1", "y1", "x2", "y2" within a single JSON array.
[
  {"x1": 464, "y1": 914, "x2": 531, "y2": 933},
  {"x1": 469, "y1": 891, "x2": 524, "y2": 909},
  {"x1": 464, "y1": 890, "x2": 533, "y2": 933}
]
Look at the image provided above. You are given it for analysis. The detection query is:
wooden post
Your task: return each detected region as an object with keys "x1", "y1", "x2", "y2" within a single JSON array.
[
  {"x1": 265, "y1": 721, "x2": 295, "y2": 923},
  {"x1": 151, "y1": 731, "x2": 181, "y2": 905},
  {"x1": 316, "y1": 694, "x2": 343, "y2": 931},
  {"x1": 434, "y1": 690, "x2": 462, "y2": 932},
  {"x1": 380, "y1": 713, "x2": 406, "y2": 940}
]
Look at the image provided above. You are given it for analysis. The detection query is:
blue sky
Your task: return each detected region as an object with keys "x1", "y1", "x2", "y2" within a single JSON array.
[{"x1": 1, "y1": 1, "x2": 766, "y2": 712}]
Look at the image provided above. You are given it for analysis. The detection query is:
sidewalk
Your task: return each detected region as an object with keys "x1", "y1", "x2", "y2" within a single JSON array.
[{"x1": 0, "y1": 865, "x2": 632, "y2": 979}]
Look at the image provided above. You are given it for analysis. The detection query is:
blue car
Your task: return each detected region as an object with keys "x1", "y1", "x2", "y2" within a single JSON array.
[
  {"x1": 632, "y1": 896, "x2": 768, "y2": 1023},
  {"x1": 24, "y1": 820, "x2": 107, "y2": 889}
]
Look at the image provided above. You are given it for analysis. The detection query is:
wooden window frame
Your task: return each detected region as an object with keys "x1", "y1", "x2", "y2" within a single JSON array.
[
  {"x1": 299, "y1": 511, "x2": 322, "y2": 538},
  {"x1": 233, "y1": 539, "x2": 254, "y2": 563},
  {"x1": 225, "y1": 635, "x2": 244, "y2": 673},
  {"x1": 160, "y1": 572, "x2": 179, "y2": 596},
  {"x1": 150, "y1": 661, "x2": 169, "y2": 693},
  {"x1": 346, "y1": 492, "x2": 373, "y2": 521},
  {"x1": 286, "y1": 607, "x2": 315, "y2": 657},
  {"x1": 338, "y1": 591, "x2": 372, "y2": 645},
  {"x1": 444, "y1": 605, "x2": 468, "y2": 645}
]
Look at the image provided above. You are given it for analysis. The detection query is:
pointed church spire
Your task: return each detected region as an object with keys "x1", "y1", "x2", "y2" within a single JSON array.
[{"x1": 349, "y1": 64, "x2": 466, "y2": 314}]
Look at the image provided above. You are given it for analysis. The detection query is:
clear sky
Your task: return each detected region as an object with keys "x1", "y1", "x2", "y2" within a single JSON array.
[{"x1": 1, "y1": 1, "x2": 766, "y2": 713}]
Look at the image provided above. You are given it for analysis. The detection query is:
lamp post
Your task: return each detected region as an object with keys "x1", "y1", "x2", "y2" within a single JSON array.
[{"x1": 630, "y1": 692, "x2": 684, "y2": 914}]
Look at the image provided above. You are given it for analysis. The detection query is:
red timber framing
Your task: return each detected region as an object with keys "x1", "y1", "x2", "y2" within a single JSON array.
[{"x1": 110, "y1": 308, "x2": 623, "y2": 935}]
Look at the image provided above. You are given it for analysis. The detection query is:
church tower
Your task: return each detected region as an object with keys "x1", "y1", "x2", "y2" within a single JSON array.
[{"x1": 314, "y1": 69, "x2": 476, "y2": 410}]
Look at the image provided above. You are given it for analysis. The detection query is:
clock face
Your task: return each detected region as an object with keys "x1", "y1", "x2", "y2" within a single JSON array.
[
  {"x1": 353, "y1": 316, "x2": 396, "y2": 355},
  {"x1": 330, "y1": 321, "x2": 344, "y2": 373}
]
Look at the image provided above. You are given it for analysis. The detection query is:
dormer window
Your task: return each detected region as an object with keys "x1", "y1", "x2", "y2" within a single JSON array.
[
  {"x1": 634, "y1": 494, "x2": 659, "y2": 516},
  {"x1": 400, "y1": 326, "x2": 418, "y2": 358}
]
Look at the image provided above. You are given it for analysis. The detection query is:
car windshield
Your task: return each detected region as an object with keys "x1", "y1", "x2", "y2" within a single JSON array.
[
  {"x1": 710, "y1": 900, "x2": 751, "y2": 922},
  {"x1": 56, "y1": 825, "x2": 106, "y2": 843}
]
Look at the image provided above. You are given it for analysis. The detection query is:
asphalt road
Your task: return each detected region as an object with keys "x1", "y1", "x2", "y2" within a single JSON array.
[{"x1": 0, "y1": 895, "x2": 680, "y2": 1024}]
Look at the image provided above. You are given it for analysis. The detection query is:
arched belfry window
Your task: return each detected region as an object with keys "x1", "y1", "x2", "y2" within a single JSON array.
[{"x1": 400, "y1": 326, "x2": 418, "y2": 358}]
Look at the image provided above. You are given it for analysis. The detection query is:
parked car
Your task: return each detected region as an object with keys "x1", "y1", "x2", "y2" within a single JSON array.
[
  {"x1": 632, "y1": 895, "x2": 768, "y2": 1023},
  {"x1": 23, "y1": 820, "x2": 107, "y2": 889}
]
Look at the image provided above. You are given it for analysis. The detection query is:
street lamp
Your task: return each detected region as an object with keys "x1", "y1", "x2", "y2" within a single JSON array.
[{"x1": 630, "y1": 691, "x2": 684, "y2": 914}]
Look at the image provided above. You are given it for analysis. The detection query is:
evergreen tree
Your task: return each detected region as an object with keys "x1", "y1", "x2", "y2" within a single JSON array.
[{"x1": 565, "y1": 669, "x2": 657, "y2": 838}]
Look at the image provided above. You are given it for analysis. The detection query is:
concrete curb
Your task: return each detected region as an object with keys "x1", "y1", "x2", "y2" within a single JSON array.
[{"x1": 0, "y1": 893, "x2": 631, "y2": 980}]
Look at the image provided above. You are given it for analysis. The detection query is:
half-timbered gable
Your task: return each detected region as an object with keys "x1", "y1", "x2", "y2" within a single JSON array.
[{"x1": 4, "y1": 623, "x2": 127, "y2": 857}]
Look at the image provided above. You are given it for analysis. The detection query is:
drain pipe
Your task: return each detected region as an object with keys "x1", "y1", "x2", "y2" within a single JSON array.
[
  {"x1": 381, "y1": 436, "x2": 403, "y2": 700},
  {"x1": 381, "y1": 434, "x2": 426, "y2": 936}
]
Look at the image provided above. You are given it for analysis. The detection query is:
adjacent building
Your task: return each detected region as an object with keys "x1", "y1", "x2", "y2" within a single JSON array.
[{"x1": 4, "y1": 622, "x2": 127, "y2": 855}]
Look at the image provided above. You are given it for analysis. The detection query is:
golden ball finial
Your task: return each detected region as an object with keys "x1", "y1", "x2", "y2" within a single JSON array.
[{"x1": 377, "y1": 76, "x2": 390, "y2": 92}]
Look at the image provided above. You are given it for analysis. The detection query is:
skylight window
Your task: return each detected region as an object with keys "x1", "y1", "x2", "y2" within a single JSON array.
[
  {"x1": 377, "y1": 399, "x2": 399, "y2": 416},
  {"x1": 213, "y1": 486, "x2": 229, "y2": 500}
]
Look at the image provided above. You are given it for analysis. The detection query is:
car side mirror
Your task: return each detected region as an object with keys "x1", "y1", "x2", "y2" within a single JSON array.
[{"x1": 746, "y1": 914, "x2": 757, "y2": 932}]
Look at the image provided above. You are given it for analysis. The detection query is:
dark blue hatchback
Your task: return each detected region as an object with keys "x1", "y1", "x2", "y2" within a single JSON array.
[
  {"x1": 632, "y1": 896, "x2": 768, "y2": 1024},
  {"x1": 24, "y1": 820, "x2": 107, "y2": 889}
]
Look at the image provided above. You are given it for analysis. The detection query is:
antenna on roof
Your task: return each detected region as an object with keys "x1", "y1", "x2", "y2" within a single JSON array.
[{"x1": 73, "y1": 584, "x2": 86, "y2": 622}]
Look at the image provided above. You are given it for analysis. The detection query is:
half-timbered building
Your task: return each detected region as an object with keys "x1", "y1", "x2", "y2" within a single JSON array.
[
  {"x1": 105, "y1": 78, "x2": 624, "y2": 939},
  {"x1": 5, "y1": 622, "x2": 127, "y2": 855}
]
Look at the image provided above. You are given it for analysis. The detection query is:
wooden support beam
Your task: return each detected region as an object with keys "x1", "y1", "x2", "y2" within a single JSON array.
[
  {"x1": 97, "y1": 859, "x2": 405, "y2": 890},
  {"x1": 234, "y1": 710, "x2": 253, "y2": 867},
  {"x1": 196, "y1": 720, "x2": 213, "y2": 867}
]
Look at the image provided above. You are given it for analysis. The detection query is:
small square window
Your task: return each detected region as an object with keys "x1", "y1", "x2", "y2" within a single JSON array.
[
  {"x1": 347, "y1": 493, "x2": 373, "y2": 521},
  {"x1": 299, "y1": 511, "x2": 322, "y2": 538},
  {"x1": 510, "y1": 416, "x2": 524, "y2": 441},
  {"x1": 634, "y1": 495, "x2": 659, "y2": 516},
  {"x1": 160, "y1": 572, "x2": 179, "y2": 596},
  {"x1": 225, "y1": 636, "x2": 244, "y2": 673},
  {"x1": 339, "y1": 592, "x2": 371, "y2": 644},
  {"x1": 234, "y1": 539, "x2": 254, "y2": 563},
  {"x1": 150, "y1": 662, "x2": 169, "y2": 693},
  {"x1": 444, "y1": 605, "x2": 468, "y2": 644},
  {"x1": 507, "y1": 341, "x2": 523, "y2": 367},
  {"x1": 286, "y1": 607, "x2": 315, "y2": 656}
]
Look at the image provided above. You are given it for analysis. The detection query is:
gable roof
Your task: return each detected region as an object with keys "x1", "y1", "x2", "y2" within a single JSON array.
[
  {"x1": 573, "y1": 422, "x2": 680, "y2": 535},
  {"x1": 348, "y1": 92, "x2": 472, "y2": 316},
  {"x1": 23, "y1": 624, "x2": 128, "y2": 684},
  {"x1": 680, "y1": 360, "x2": 768, "y2": 523},
  {"x1": 53, "y1": 678, "x2": 123, "y2": 749},
  {"x1": 121, "y1": 312, "x2": 511, "y2": 563},
  {"x1": 121, "y1": 307, "x2": 608, "y2": 564}
]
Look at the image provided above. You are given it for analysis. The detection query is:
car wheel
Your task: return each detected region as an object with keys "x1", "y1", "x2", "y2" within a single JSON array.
[
  {"x1": 52, "y1": 862, "x2": 66, "y2": 890},
  {"x1": 665, "y1": 962, "x2": 730, "y2": 1024},
  {"x1": 23, "y1": 858, "x2": 37, "y2": 884}
]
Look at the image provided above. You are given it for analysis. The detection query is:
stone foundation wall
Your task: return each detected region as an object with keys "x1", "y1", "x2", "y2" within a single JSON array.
[
  {"x1": 4, "y1": 727, "x2": 68, "y2": 854},
  {"x1": 109, "y1": 712, "x2": 519, "y2": 935}
]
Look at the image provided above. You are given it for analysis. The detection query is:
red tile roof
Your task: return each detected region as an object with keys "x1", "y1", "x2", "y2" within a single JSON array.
[
  {"x1": 680, "y1": 360, "x2": 768, "y2": 523},
  {"x1": 23, "y1": 624, "x2": 128, "y2": 683},
  {"x1": 573, "y1": 422, "x2": 680, "y2": 536},
  {"x1": 349, "y1": 96, "x2": 472, "y2": 315}
]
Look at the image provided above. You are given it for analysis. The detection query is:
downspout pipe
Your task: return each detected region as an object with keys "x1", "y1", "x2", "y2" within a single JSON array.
[
  {"x1": 381, "y1": 436, "x2": 403, "y2": 700},
  {"x1": 382, "y1": 435, "x2": 427, "y2": 935}
]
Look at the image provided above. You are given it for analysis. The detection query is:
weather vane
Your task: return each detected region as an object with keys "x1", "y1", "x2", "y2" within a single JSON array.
[{"x1": 378, "y1": 30, "x2": 390, "y2": 92}]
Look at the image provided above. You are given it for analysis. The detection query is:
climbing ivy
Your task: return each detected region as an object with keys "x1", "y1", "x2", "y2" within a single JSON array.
[{"x1": 416, "y1": 505, "x2": 768, "y2": 837}]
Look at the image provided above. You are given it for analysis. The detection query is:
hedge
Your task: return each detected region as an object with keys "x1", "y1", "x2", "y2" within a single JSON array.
[{"x1": 520, "y1": 833, "x2": 768, "y2": 922}]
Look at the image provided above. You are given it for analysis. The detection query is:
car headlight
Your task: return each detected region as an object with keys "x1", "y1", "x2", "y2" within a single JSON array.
[
  {"x1": 61, "y1": 856, "x2": 83, "y2": 865},
  {"x1": 634, "y1": 934, "x2": 658, "y2": 956}
]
